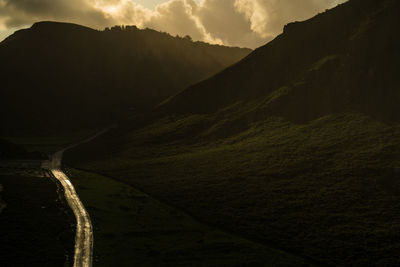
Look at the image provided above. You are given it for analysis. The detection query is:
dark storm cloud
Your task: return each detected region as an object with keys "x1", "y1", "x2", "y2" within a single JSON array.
[{"x1": 0, "y1": 0, "x2": 112, "y2": 29}]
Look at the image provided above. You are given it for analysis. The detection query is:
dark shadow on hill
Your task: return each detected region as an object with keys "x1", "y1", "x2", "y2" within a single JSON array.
[{"x1": 0, "y1": 21, "x2": 251, "y2": 136}]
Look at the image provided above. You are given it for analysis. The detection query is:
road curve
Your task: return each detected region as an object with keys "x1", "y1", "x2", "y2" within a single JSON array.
[
  {"x1": 51, "y1": 166, "x2": 92, "y2": 267},
  {"x1": 44, "y1": 128, "x2": 112, "y2": 267}
]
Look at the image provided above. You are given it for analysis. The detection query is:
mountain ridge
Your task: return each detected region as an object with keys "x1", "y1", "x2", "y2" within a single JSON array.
[
  {"x1": 159, "y1": 0, "x2": 399, "y2": 123},
  {"x1": 0, "y1": 21, "x2": 251, "y2": 135}
]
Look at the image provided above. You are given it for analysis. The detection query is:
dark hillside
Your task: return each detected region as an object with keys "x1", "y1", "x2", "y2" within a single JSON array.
[
  {"x1": 64, "y1": 0, "x2": 400, "y2": 265},
  {"x1": 161, "y1": 0, "x2": 400, "y2": 123},
  {"x1": 0, "y1": 22, "x2": 250, "y2": 135},
  {"x1": 0, "y1": 139, "x2": 44, "y2": 159}
]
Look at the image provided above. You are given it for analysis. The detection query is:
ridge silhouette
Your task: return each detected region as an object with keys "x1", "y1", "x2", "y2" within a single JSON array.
[
  {"x1": 159, "y1": 0, "x2": 400, "y2": 124},
  {"x1": 0, "y1": 21, "x2": 251, "y2": 135}
]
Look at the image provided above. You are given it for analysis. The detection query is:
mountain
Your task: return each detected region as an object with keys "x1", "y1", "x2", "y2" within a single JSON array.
[
  {"x1": 64, "y1": 0, "x2": 400, "y2": 265},
  {"x1": 0, "y1": 21, "x2": 251, "y2": 135},
  {"x1": 160, "y1": 0, "x2": 400, "y2": 123}
]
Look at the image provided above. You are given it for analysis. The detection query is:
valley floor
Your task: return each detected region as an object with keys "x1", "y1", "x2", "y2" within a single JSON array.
[
  {"x1": 65, "y1": 112, "x2": 400, "y2": 266},
  {"x1": 0, "y1": 169, "x2": 75, "y2": 266},
  {"x1": 65, "y1": 167, "x2": 310, "y2": 266}
]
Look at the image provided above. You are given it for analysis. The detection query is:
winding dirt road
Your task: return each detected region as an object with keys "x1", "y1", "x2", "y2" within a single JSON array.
[{"x1": 44, "y1": 128, "x2": 112, "y2": 267}]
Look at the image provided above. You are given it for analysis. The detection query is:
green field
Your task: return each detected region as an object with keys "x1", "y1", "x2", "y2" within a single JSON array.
[
  {"x1": 65, "y1": 168, "x2": 311, "y2": 266},
  {"x1": 65, "y1": 112, "x2": 400, "y2": 266}
]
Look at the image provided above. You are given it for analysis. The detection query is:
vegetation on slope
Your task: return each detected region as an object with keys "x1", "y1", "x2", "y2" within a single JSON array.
[
  {"x1": 64, "y1": 0, "x2": 400, "y2": 265},
  {"x1": 159, "y1": 0, "x2": 400, "y2": 123},
  {"x1": 66, "y1": 112, "x2": 400, "y2": 266}
]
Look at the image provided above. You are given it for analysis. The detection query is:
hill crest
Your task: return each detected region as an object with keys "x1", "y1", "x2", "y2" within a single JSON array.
[
  {"x1": 159, "y1": 0, "x2": 399, "y2": 123},
  {"x1": 0, "y1": 21, "x2": 251, "y2": 134}
]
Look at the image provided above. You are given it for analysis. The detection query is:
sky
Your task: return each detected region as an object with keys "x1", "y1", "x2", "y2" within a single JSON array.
[{"x1": 0, "y1": 0, "x2": 347, "y2": 48}]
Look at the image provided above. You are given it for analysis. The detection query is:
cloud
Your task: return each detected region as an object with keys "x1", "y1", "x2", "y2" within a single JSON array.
[
  {"x1": 234, "y1": 0, "x2": 344, "y2": 38},
  {"x1": 0, "y1": 0, "x2": 112, "y2": 28},
  {"x1": 91, "y1": 0, "x2": 151, "y2": 26},
  {"x1": 146, "y1": 0, "x2": 206, "y2": 41},
  {"x1": 0, "y1": 0, "x2": 347, "y2": 48},
  {"x1": 193, "y1": 0, "x2": 265, "y2": 48}
]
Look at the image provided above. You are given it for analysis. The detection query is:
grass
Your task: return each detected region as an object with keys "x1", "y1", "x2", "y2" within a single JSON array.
[
  {"x1": 308, "y1": 54, "x2": 340, "y2": 71},
  {"x1": 0, "y1": 172, "x2": 75, "y2": 266},
  {"x1": 65, "y1": 111, "x2": 400, "y2": 266},
  {"x1": 65, "y1": 167, "x2": 311, "y2": 266}
]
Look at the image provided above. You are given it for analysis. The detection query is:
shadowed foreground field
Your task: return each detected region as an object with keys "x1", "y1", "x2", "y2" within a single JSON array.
[
  {"x1": 0, "y1": 172, "x2": 74, "y2": 266},
  {"x1": 66, "y1": 112, "x2": 400, "y2": 266},
  {"x1": 66, "y1": 168, "x2": 311, "y2": 266}
]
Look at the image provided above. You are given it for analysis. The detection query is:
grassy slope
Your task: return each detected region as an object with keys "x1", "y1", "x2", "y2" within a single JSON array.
[
  {"x1": 65, "y1": 168, "x2": 310, "y2": 266},
  {"x1": 64, "y1": 0, "x2": 400, "y2": 265},
  {"x1": 66, "y1": 112, "x2": 400, "y2": 266},
  {"x1": 158, "y1": 0, "x2": 400, "y2": 124}
]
